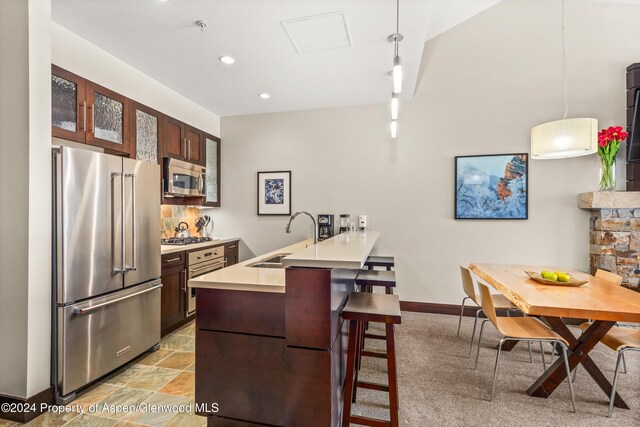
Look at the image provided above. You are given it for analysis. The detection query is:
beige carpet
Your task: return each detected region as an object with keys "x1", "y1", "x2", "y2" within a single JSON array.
[{"x1": 352, "y1": 312, "x2": 640, "y2": 426}]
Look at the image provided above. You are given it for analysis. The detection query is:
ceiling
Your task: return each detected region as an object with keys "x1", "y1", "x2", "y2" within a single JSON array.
[{"x1": 52, "y1": 0, "x2": 501, "y2": 117}]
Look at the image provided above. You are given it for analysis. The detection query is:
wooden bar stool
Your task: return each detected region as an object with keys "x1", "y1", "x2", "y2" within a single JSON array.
[
  {"x1": 356, "y1": 270, "x2": 397, "y2": 349},
  {"x1": 364, "y1": 255, "x2": 395, "y2": 271},
  {"x1": 356, "y1": 270, "x2": 396, "y2": 295},
  {"x1": 342, "y1": 292, "x2": 402, "y2": 427}
]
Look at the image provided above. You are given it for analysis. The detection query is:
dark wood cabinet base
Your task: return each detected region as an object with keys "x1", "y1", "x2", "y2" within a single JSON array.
[
  {"x1": 0, "y1": 387, "x2": 54, "y2": 423},
  {"x1": 195, "y1": 267, "x2": 355, "y2": 426},
  {"x1": 196, "y1": 330, "x2": 285, "y2": 425}
]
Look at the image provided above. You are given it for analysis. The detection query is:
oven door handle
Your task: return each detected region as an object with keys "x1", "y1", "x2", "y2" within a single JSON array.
[{"x1": 189, "y1": 260, "x2": 226, "y2": 275}]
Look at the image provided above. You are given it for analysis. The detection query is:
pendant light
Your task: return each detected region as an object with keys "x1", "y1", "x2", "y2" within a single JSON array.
[
  {"x1": 531, "y1": 0, "x2": 597, "y2": 159},
  {"x1": 389, "y1": 0, "x2": 403, "y2": 139},
  {"x1": 391, "y1": 92, "x2": 399, "y2": 120},
  {"x1": 390, "y1": 120, "x2": 398, "y2": 139},
  {"x1": 390, "y1": 0, "x2": 403, "y2": 93}
]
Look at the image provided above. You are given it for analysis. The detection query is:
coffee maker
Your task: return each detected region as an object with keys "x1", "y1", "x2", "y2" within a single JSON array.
[
  {"x1": 317, "y1": 214, "x2": 334, "y2": 241},
  {"x1": 338, "y1": 214, "x2": 351, "y2": 234}
]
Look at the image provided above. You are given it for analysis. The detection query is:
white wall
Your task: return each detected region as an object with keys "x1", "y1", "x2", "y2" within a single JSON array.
[
  {"x1": 51, "y1": 23, "x2": 220, "y2": 137},
  {"x1": 215, "y1": 0, "x2": 640, "y2": 304},
  {"x1": 0, "y1": 0, "x2": 51, "y2": 398}
]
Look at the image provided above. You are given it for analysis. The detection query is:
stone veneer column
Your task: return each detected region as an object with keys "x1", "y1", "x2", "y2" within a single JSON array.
[{"x1": 580, "y1": 192, "x2": 640, "y2": 291}]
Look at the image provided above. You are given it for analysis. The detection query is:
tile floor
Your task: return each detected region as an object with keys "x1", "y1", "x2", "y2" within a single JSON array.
[{"x1": 6, "y1": 321, "x2": 204, "y2": 427}]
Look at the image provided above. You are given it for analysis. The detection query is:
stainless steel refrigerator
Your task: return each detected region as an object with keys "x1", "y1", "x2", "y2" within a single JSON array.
[{"x1": 53, "y1": 147, "x2": 162, "y2": 403}]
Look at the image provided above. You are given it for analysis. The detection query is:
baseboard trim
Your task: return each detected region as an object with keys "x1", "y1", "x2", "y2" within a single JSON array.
[
  {"x1": 0, "y1": 386, "x2": 55, "y2": 423},
  {"x1": 400, "y1": 301, "x2": 478, "y2": 317},
  {"x1": 161, "y1": 313, "x2": 195, "y2": 337}
]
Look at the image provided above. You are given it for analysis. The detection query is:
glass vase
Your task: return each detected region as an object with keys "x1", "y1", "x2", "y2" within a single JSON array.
[{"x1": 599, "y1": 157, "x2": 616, "y2": 191}]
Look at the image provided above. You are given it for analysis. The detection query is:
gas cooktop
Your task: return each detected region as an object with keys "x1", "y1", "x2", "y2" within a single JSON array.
[{"x1": 161, "y1": 237, "x2": 213, "y2": 246}]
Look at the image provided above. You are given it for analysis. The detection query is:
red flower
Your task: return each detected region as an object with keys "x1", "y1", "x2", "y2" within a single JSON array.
[{"x1": 598, "y1": 125, "x2": 628, "y2": 146}]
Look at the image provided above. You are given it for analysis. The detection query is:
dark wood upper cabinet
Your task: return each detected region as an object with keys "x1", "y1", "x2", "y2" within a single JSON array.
[
  {"x1": 163, "y1": 116, "x2": 186, "y2": 159},
  {"x1": 51, "y1": 65, "x2": 130, "y2": 155},
  {"x1": 186, "y1": 127, "x2": 204, "y2": 165},
  {"x1": 85, "y1": 81, "x2": 131, "y2": 154},
  {"x1": 161, "y1": 117, "x2": 205, "y2": 166},
  {"x1": 52, "y1": 65, "x2": 221, "y2": 206},
  {"x1": 51, "y1": 65, "x2": 87, "y2": 143},
  {"x1": 130, "y1": 102, "x2": 163, "y2": 164}
]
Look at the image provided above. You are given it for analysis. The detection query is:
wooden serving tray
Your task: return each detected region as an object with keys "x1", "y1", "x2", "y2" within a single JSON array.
[{"x1": 525, "y1": 271, "x2": 588, "y2": 287}]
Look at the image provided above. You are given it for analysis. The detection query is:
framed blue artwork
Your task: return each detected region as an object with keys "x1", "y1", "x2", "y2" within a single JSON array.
[
  {"x1": 455, "y1": 154, "x2": 528, "y2": 220},
  {"x1": 257, "y1": 171, "x2": 291, "y2": 215}
]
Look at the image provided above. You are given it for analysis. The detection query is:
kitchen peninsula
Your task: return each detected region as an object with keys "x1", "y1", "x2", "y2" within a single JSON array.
[{"x1": 190, "y1": 231, "x2": 379, "y2": 426}]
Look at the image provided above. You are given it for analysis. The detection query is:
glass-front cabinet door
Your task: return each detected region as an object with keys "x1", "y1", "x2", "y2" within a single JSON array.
[
  {"x1": 131, "y1": 102, "x2": 161, "y2": 164},
  {"x1": 51, "y1": 65, "x2": 86, "y2": 143},
  {"x1": 85, "y1": 81, "x2": 130, "y2": 154},
  {"x1": 204, "y1": 134, "x2": 221, "y2": 207}
]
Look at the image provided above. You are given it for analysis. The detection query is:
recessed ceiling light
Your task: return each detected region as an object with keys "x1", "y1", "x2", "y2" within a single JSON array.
[
  {"x1": 258, "y1": 93, "x2": 271, "y2": 99},
  {"x1": 219, "y1": 56, "x2": 235, "y2": 65}
]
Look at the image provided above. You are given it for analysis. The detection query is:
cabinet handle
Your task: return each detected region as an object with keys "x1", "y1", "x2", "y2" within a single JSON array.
[
  {"x1": 81, "y1": 101, "x2": 87, "y2": 131},
  {"x1": 87, "y1": 104, "x2": 94, "y2": 133},
  {"x1": 227, "y1": 244, "x2": 237, "y2": 249},
  {"x1": 164, "y1": 256, "x2": 181, "y2": 263},
  {"x1": 183, "y1": 138, "x2": 187, "y2": 158},
  {"x1": 182, "y1": 269, "x2": 187, "y2": 292}
]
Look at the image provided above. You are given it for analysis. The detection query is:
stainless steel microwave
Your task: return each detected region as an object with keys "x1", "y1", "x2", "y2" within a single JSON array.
[{"x1": 163, "y1": 158, "x2": 205, "y2": 197}]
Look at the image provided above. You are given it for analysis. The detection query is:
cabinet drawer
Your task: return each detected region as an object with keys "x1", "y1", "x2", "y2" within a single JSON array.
[
  {"x1": 162, "y1": 251, "x2": 185, "y2": 268},
  {"x1": 224, "y1": 241, "x2": 238, "y2": 252}
]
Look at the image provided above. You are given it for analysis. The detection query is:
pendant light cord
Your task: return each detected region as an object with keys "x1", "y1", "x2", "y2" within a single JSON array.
[
  {"x1": 562, "y1": 0, "x2": 568, "y2": 120},
  {"x1": 395, "y1": 0, "x2": 400, "y2": 57}
]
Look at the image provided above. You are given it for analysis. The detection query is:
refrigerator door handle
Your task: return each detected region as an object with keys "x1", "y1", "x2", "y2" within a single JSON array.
[
  {"x1": 126, "y1": 173, "x2": 137, "y2": 272},
  {"x1": 112, "y1": 172, "x2": 126, "y2": 274},
  {"x1": 73, "y1": 283, "x2": 162, "y2": 315}
]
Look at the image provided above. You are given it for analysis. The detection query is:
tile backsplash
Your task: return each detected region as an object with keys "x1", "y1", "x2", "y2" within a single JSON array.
[{"x1": 161, "y1": 205, "x2": 204, "y2": 238}]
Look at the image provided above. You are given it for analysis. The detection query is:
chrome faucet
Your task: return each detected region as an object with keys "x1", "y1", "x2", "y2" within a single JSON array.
[{"x1": 285, "y1": 211, "x2": 318, "y2": 244}]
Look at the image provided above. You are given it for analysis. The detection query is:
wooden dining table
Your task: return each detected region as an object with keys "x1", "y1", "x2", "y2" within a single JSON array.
[{"x1": 469, "y1": 263, "x2": 640, "y2": 409}]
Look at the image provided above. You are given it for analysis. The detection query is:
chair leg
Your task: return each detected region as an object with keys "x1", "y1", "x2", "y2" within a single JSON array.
[
  {"x1": 474, "y1": 320, "x2": 489, "y2": 370},
  {"x1": 457, "y1": 297, "x2": 470, "y2": 338},
  {"x1": 539, "y1": 341, "x2": 546, "y2": 372},
  {"x1": 528, "y1": 341, "x2": 533, "y2": 363},
  {"x1": 341, "y1": 320, "x2": 358, "y2": 427},
  {"x1": 469, "y1": 308, "x2": 483, "y2": 357},
  {"x1": 490, "y1": 339, "x2": 505, "y2": 401},
  {"x1": 560, "y1": 343, "x2": 577, "y2": 414},
  {"x1": 353, "y1": 321, "x2": 363, "y2": 403},
  {"x1": 608, "y1": 350, "x2": 625, "y2": 418},
  {"x1": 385, "y1": 324, "x2": 399, "y2": 427}
]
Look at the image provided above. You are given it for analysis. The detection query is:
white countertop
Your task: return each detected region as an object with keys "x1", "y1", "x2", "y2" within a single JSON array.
[
  {"x1": 281, "y1": 231, "x2": 379, "y2": 269},
  {"x1": 161, "y1": 237, "x2": 240, "y2": 255},
  {"x1": 189, "y1": 239, "x2": 313, "y2": 293},
  {"x1": 189, "y1": 231, "x2": 379, "y2": 293}
]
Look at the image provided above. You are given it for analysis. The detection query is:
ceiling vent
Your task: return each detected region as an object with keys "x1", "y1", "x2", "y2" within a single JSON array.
[{"x1": 281, "y1": 11, "x2": 352, "y2": 54}]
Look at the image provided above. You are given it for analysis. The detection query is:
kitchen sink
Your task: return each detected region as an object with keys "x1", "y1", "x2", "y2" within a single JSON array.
[
  {"x1": 248, "y1": 253, "x2": 292, "y2": 269},
  {"x1": 250, "y1": 262, "x2": 285, "y2": 269},
  {"x1": 261, "y1": 253, "x2": 292, "y2": 263}
]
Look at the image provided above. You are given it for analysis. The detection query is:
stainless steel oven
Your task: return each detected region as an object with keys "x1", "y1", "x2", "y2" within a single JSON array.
[
  {"x1": 187, "y1": 246, "x2": 226, "y2": 315},
  {"x1": 163, "y1": 157, "x2": 206, "y2": 197}
]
